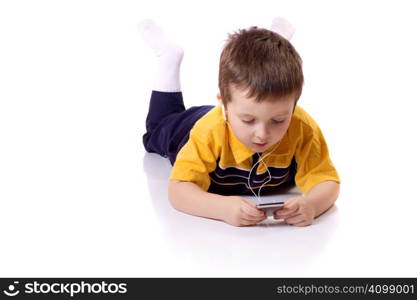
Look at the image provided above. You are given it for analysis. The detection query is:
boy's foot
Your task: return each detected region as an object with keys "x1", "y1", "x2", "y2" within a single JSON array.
[
  {"x1": 270, "y1": 17, "x2": 295, "y2": 41},
  {"x1": 139, "y1": 19, "x2": 184, "y2": 59},
  {"x1": 139, "y1": 19, "x2": 184, "y2": 92}
]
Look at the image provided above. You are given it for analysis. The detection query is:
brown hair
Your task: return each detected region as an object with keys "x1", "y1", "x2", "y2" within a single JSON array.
[{"x1": 219, "y1": 26, "x2": 304, "y2": 106}]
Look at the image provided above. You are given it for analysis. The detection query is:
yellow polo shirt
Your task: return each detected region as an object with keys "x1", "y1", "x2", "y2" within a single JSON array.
[{"x1": 169, "y1": 105, "x2": 340, "y2": 195}]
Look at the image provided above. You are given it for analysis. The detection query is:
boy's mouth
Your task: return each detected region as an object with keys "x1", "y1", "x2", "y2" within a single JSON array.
[{"x1": 253, "y1": 142, "x2": 267, "y2": 148}]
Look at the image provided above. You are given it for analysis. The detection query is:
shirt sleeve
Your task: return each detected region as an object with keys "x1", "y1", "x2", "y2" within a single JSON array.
[
  {"x1": 169, "y1": 128, "x2": 219, "y2": 191},
  {"x1": 295, "y1": 123, "x2": 340, "y2": 194}
]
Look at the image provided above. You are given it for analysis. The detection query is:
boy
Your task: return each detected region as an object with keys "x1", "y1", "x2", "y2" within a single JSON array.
[{"x1": 140, "y1": 18, "x2": 340, "y2": 227}]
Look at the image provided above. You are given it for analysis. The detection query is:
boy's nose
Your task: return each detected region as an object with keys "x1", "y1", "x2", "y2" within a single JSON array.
[{"x1": 255, "y1": 124, "x2": 269, "y2": 140}]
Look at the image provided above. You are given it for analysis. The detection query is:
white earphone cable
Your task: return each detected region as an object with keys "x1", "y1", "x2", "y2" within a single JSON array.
[{"x1": 247, "y1": 140, "x2": 281, "y2": 203}]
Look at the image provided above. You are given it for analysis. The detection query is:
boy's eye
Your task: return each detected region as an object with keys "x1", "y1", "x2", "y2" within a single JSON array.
[
  {"x1": 241, "y1": 119, "x2": 285, "y2": 125},
  {"x1": 242, "y1": 119, "x2": 254, "y2": 124}
]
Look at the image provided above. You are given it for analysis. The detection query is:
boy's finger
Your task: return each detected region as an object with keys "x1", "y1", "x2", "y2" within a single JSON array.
[
  {"x1": 284, "y1": 214, "x2": 304, "y2": 225},
  {"x1": 241, "y1": 198, "x2": 265, "y2": 216},
  {"x1": 293, "y1": 220, "x2": 310, "y2": 227},
  {"x1": 276, "y1": 207, "x2": 296, "y2": 218},
  {"x1": 242, "y1": 210, "x2": 267, "y2": 222},
  {"x1": 242, "y1": 213, "x2": 265, "y2": 222},
  {"x1": 242, "y1": 204, "x2": 265, "y2": 218},
  {"x1": 274, "y1": 211, "x2": 289, "y2": 219},
  {"x1": 281, "y1": 199, "x2": 299, "y2": 213},
  {"x1": 283, "y1": 198, "x2": 298, "y2": 209},
  {"x1": 275, "y1": 207, "x2": 297, "y2": 219},
  {"x1": 239, "y1": 218, "x2": 255, "y2": 226},
  {"x1": 241, "y1": 214, "x2": 265, "y2": 225}
]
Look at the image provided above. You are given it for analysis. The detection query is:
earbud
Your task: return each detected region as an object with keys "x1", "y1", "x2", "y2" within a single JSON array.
[{"x1": 221, "y1": 104, "x2": 227, "y2": 121}]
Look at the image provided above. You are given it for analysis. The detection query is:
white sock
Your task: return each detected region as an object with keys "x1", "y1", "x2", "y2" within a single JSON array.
[
  {"x1": 270, "y1": 17, "x2": 295, "y2": 41},
  {"x1": 139, "y1": 19, "x2": 184, "y2": 92}
]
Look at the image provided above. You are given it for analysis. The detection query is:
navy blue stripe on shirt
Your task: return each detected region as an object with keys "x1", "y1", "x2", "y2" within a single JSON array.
[{"x1": 208, "y1": 157, "x2": 297, "y2": 195}]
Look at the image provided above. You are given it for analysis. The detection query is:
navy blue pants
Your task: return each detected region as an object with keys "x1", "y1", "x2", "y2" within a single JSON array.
[{"x1": 143, "y1": 91, "x2": 214, "y2": 165}]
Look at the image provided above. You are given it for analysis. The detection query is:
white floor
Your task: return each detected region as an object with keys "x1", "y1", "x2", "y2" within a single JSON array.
[
  {"x1": 3, "y1": 146, "x2": 416, "y2": 277},
  {"x1": 1, "y1": 0, "x2": 417, "y2": 277},
  {"x1": 138, "y1": 152, "x2": 417, "y2": 277}
]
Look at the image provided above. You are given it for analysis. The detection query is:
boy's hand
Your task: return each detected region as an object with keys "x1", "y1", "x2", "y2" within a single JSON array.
[
  {"x1": 274, "y1": 196, "x2": 315, "y2": 226},
  {"x1": 224, "y1": 196, "x2": 267, "y2": 227}
]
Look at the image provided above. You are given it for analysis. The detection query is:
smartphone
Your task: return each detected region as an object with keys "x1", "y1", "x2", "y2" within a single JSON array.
[{"x1": 256, "y1": 201, "x2": 285, "y2": 210}]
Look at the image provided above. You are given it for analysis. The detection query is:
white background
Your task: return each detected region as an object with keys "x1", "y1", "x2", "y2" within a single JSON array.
[{"x1": 1, "y1": 0, "x2": 416, "y2": 277}]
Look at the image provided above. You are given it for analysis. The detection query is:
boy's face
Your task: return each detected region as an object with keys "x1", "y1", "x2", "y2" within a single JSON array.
[{"x1": 222, "y1": 85, "x2": 295, "y2": 153}]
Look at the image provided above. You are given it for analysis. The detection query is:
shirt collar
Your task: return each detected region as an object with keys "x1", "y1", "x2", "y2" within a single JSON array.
[{"x1": 227, "y1": 123, "x2": 255, "y2": 164}]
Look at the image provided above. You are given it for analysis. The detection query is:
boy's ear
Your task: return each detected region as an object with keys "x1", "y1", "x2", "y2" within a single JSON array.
[{"x1": 216, "y1": 93, "x2": 223, "y2": 105}]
